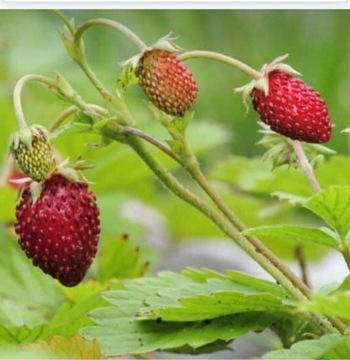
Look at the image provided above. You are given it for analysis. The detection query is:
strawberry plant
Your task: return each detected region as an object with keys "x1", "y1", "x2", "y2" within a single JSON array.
[{"x1": 1, "y1": 9, "x2": 350, "y2": 359}]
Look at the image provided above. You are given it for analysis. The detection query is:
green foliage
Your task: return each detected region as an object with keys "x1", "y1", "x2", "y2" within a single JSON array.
[
  {"x1": 3, "y1": 9, "x2": 350, "y2": 359},
  {"x1": 81, "y1": 268, "x2": 296, "y2": 356},
  {"x1": 304, "y1": 186, "x2": 350, "y2": 237},
  {"x1": 263, "y1": 334, "x2": 350, "y2": 359},
  {"x1": 244, "y1": 225, "x2": 340, "y2": 249}
]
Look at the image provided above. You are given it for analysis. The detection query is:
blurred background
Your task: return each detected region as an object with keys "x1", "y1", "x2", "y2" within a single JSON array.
[
  {"x1": 1, "y1": 10, "x2": 350, "y2": 358},
  {"x1": 1, "y1": 9, "x2": 350, "y2": 272}
]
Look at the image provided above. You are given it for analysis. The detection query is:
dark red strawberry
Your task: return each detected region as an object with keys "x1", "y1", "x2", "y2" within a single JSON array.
[
  {"x1": 136, "y1": 49, "x2": 198, "y2": 116},
  {"x1": 251, "y1": 70, "x2": 332, "y2": 143},
  {"x1": 15, "y1": 174, "x2": 100, "y2": 287}
]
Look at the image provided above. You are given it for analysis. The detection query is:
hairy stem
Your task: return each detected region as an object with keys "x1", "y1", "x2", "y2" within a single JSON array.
[
  {"x1": 74, "y1": 18, "x2": 147, "y2": 52},
  {"x1": 125, "y1": 134, "x2": 343, "y2": 335},
  {"x1": 179, "y1": 139, "x2": 313, "y2": 297},
  {"x1": 179, "y1": 50, "x2": 261, "y2": 80},
  {"x1": 291, "y1": 140, "x2": 321, "y2": 193},
  {"x1": 13, "y1": 74, "x2": 63, "y2": 130}
]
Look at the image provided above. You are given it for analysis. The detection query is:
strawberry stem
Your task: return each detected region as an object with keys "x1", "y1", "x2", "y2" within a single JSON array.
[
  {"x1": 179, "y1": 50, "x2": 261, "y2": 80},
  {"x1": 291, "y1": 140, "x2": 321, "y2": 193},
  {"x1": 13, "y1": 74, "x2": 96, "y2": 131},
  {"x1": 124, "y1": 134, "x2": 345, "y2": 335},
  {"x1": 49, "y1": 104, "x2": 108, "y2": 132},
  {"x1": 122, "y1": 126, "x2": 180, "y2": 164},
  {"x1": 74, "y1": 18, "x2": 147, "y2": 52}
]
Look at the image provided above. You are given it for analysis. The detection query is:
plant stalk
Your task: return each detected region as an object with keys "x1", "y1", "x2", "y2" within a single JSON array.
[
  {"x1": 125, "y1": 134, "x2": 343, "y2": 335},
  {"x1": 291, "y1": 140, "x2": 321, "y2": 193},
  {"x1": 180, "y1": 50, "x2": 261, "y2": 80},
  {"x1": 74, "y1": 18, "x2": 147, "y2": 52}
]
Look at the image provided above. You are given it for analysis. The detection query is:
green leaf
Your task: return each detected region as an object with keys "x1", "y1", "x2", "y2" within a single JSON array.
[
  {"x1": 263, "y1": 334, "x2": 350, "y2": 359},
  {"x1": 168, "y1": 112, "x2": 194, "y2": 138},
  {"x1": 98, "y1": 234, "x2": 149, "y2": 281},
  {"x1": 243, "y1": 225, "x2": 340, "y2": 249},
  {"x1": 51, "y1": 122, "x2": 93, "y2": 141},
  {"x1": 0, "y1": 324, "x2": 50, "y2": 345},
  {"x1": 304, "y1": 186, "x2": 350, "y2": 237},
  {"x1": 300, "y1": 291, "x2": 350, "y2": 322},
  {"x1": 81, "y1": 269, "x2": 291, "y2": 356},
  {"x1": 83, "y1": 311, "x2": 276, "y2": 357},
  {"x1": 116, "y1": 60, "x2": 138, "y2": 94},
  {"x1": 0, "y1": 241, "x2": 63, "y2": 328},
  {"x1": 134, "y1": 270, "x2": 290, "y2": 322}
]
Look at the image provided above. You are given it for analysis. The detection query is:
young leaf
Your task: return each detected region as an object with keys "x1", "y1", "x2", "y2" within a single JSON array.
[
  {"x1": 243, "y1": 225, "x2": 340, "y2": 249},
  {"x1": 262, "y1": 334, "x2": 350, "y2": 359},
  {"x1": 304, "y1": 186, "x2": 350, "y2": 237}
]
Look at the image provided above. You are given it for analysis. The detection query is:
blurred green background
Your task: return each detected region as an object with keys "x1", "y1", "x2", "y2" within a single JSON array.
[
  {"x1": 1, "y1": 10, "x2": 350, "y2": 260},
  {"x1": 1, "y1": 10, "x2": 350, "y2": 156}
]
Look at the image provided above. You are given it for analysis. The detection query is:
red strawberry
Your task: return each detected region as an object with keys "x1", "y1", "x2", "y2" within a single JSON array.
[
  {"x1": 136, "y1": 49, "x2": 198, "y2": 116},
  {"x1": 15, "y1": 174, "x2": 100, "y2": 287},
  {"x1": 251, "y1": 70, "x2": 332, "y2": 143}
]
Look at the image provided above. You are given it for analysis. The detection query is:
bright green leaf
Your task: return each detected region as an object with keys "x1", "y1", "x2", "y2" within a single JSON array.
[
  {"x1": 304, "y1": 186, "x2": 350, "y2": 237},
  {"x1": 243, "y1": 225, "x2": 340, "y2": 249},
  {"x1": 81, "y1": 269, "x2": 291, "y2": 356},
  {"x1": 263, "y1": 334, "x2": 350, "y2": 359},
  {"x1": 300, "y1": 292, "x2": 350, "y2": 322}
]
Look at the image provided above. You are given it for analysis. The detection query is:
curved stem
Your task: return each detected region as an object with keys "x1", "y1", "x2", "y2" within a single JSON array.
[
  {"x1": 180, "y1": 50, "x2": 261, "y2": 80},
  {"x1": 291, "y1": 140, "x2": 321, "y2": 193},
  {"x1": 51, "y1": 10, "x2": 75, "y2": 34},
  {"x1": 125, "y1": 135, "x2": 342, "y2": 335},
  {"x1": 50, "y1": 105, "x2": 78, "y2": 132},
  {"x1": 123, "y1": 126, "x2": 180, "y2": 164},
  {"x1": 74, "y1": 18, "x2": 147, "y2": 52},
  {"x1": 13, "y1": 74, "x2": 61, "y2": 131}
]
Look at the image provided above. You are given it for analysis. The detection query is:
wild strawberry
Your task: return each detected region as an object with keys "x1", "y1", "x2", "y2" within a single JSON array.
[
  {"x1": 251, "y1": 70, "x2": 332, "y2": 143},
  {"x1": 136, "y1": 49, "x2": 198, "y2": 116},
  {"x1": 10, "y1": 126, "x2": 54, "y2": 182},
  {"x1": 14, "y1": 174, "x2": 100, "y2": 287}
]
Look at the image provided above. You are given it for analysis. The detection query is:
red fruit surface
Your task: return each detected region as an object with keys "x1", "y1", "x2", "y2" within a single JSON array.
[
  {"x1": 15, "y1": 174, "x2": 100, "y2": 287},
  {"x1": 252, "y1": 70, "x2": 332, "y2": 143},
  {"x1": 136, "y1": 49, "x2": 198, "y2": 116}
]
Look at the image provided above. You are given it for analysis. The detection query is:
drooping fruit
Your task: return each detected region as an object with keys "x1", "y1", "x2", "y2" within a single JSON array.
[
  {"x1": 15, "y1": 174, "x2": 100, "y2": 287},
  {"x1": 136, "y1": 49, "x2": 198, "y2": 116},
  {"x1": 10, "y1": 127, "x2": 53, "y2": 182},
  {"x1": 251, "y1": 70, "x2": 332, "y2": 143}
]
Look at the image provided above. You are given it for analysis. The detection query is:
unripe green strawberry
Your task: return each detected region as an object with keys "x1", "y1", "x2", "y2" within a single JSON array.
[
  {"x1": 136, "y1": 49, "x2": 198, "y2": 116},
  {"x1": 15, "y1": 174, "x2": 100, "y2": 287},
  {"x1": 10, "y1": 127, "x2": 53, "y2": 182},
  {"x1": 252, "y1": 70, "x2": 332, "y2": 143}
]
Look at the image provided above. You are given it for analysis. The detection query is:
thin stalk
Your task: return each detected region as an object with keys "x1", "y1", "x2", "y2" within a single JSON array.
[
  {"x1": 13, "y1": 74, "x2": 62, "y2": 130},
  {"x1": 51, "y1": 10, "x2": 75, "y2": 34},
  {"x1": 122, "y1": 126, "x2": 180, "y2": 164},
  {"x1": 291, "y1": 140, "x2": 321, "y2": 193},
  {"x1": 179, "y1": 50, "x2": 261, "y2": 80},
  {"x1": 179, "y1": 139, "x2": 313, "y2": 298},
  {"x1": 50, "y1": 104, "x2": 109, "y2": 132},
  {"x1": 73, "y1": 55, "x2": 134, "y2": 126},
  {"x1": 50, "y1": 106, "x2": 78, "y2": 132},
  {"x1": 125, "y1": 134, "x2": 342, "y2": 335},
  {"x1": 74, "y1": 18, "x2": 147, "y2": 52}
]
